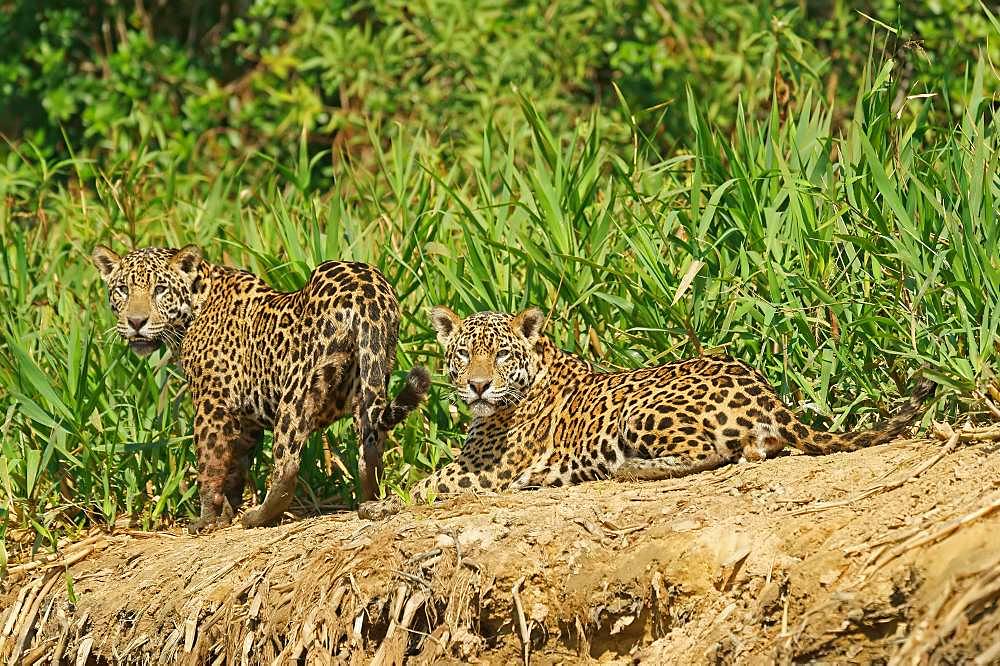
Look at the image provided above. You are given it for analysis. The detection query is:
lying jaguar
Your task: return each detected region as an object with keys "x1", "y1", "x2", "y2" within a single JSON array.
[
  {"x1": 92, "y1": 244, "x2": 428, "y2": 532},
  {"x1": 360, "y1": 306, "x2": 934, "y2": 517}
]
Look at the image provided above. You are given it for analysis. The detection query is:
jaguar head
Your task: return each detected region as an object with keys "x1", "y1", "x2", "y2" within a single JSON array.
[
  {"x1": 430, "y1": 306, "x2": 547, "y2": 417},
  {"x1": 91, "y1": 244, "x2": 205, "y2": 356}
]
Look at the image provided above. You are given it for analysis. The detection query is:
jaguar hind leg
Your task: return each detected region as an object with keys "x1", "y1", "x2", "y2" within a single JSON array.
[
  {"x1": 739, "y1": 421, "x2": 787, "y2": 462},
  {"x1": 619, "y1": 411, "x2": 740, "y2": 481},
  {"x1": 354, "y1": 320, "x2": 396, "y2": 502},
  {"x1": 241, "y1": 402, "x2": 310, "y2": 529},
  {"x1": 613, "y1": 453, "x2": 729, "y2": 481}
]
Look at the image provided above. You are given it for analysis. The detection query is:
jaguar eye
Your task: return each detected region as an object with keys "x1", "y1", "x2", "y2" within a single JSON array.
[
  {"x1": 113, "y1": 285, "x2": 129, "y2": 299},
  {"x1": 454, "y1": 349, "x2": 470, "y2": 363},
  {"x1": 152, "y1": 284, "x2": 167, "y2": 297},
  {"x1": 496, "y1": 350, "x2": 510, "y2": 362}
]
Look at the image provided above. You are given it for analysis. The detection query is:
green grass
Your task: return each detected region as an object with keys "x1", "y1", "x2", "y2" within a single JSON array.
[{"x1": 1, "y1": 55, "x2": 997, "y2": 566}]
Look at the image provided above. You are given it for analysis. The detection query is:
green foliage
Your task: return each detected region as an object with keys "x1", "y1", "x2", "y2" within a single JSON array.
[
  {"x1": 0, "y1": 1, "x2": 997, "y2": 558},
  {"x1": 2, "y1": 1, "x2": 997, "y2": 174}
]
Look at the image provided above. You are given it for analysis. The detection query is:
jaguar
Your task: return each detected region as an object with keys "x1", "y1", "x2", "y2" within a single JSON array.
[
  {"x1": 92, "y1": 244, "x2": 428, "y2": 532},
  {"x1": 359, "y1": 305, "x2": 934, "y2": 518}
]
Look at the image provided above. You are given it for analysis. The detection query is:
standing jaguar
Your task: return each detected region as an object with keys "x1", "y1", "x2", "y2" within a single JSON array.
[
  {"x1": 361, "y1": 305, "x2": 934, "y2": 516},
  {"x1": 92, "y1": 244, "x2": 429, "y2": 532}
]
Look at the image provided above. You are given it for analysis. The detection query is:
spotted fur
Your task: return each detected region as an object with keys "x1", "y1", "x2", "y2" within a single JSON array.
[
  {"x1": 363, "y1": 305, "x2": 934, "y2": 515},
  {"x1": 93, "y1": 245, "x2": 429, "y2": 533}
]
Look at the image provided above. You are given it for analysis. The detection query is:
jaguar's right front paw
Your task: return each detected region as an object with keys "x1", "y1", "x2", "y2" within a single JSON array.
[
  {"x1": 188, "y1": 515, "x2": 219, "y2": 535},
  {"x1": 358, "y1": 497, "x2": 404, "y2": 521},
  {"x1": 509, "y1": 469, "x2": 546, "y2": 491},
  {"x1": 188, "y1": 497, "x2": 237, "y2": 535}
]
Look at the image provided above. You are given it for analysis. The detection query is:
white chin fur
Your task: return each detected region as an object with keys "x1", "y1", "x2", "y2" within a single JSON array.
[{"x1": 469, "y1": 401, "x2": 496, "y2": 417}]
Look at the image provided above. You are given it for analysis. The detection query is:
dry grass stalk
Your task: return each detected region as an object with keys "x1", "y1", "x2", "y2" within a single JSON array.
[
  {"x1": 860, "y1": 492, "x2": 1000, "y2": 582},
  {"x1": 890, "y1": 555, "x2": 1000, "y2": 665},
  {"x1": 512, "y1": 577, "x2": 530, "y2": 666},
  {"x1": 3, "y1": 571, "x2": 60, "y2": 665},
  {"x1": 791, "y1": 425, "x2": 963, "y2": 516},
  {"x1": 973, "y1": 391, "x2": 1000, "y2": 420},
  {"x1": 975, "y1": 638, "x2": 1000, "y2": 665},
  {"x1": 2, "y1": 424, "x2": 998, "y2": 663},
  {"x1": 6, "y1": 534, "x2": 108, "y2": 577}
]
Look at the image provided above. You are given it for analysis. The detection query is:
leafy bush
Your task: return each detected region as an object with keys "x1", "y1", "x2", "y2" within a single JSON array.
[{"x1": 2, "y1": 1, "x2": 997, "y2": 173}]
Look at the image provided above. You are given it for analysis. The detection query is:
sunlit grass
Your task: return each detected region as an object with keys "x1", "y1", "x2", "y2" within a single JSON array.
[{"x1": 1, "y1": 58, "x2": 997, "y2": 564}]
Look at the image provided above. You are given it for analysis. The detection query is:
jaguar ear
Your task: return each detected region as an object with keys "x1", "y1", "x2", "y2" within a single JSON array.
[
  {"x1": 91, "y1": 245, "x2": 121, "y2": 282},
  {"x1": 169, "y1": 244, "x2": 202, "y2": 282},
  {"x1": 512, "y1": 307, "x2": 545, "y2": 343},
  {"x1": 429, "y1": 305, "x2": 462, "y2": 346}
]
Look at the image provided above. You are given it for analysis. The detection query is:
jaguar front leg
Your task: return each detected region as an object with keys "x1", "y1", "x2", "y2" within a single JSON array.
[
  {"x1": 507, "y1": 449, "x2": 582, "y2": 490},
  {"x1": 222, "y1": 427, "x2": 262, "y2": 517},
  {"x1": 508, "y1": 466, "x2": 550, "y2": 491},
  {"x1": 188, "y1": 401, "x2": 244, "y2": 534},
  {"x1": 357, "y1": 463, "x2": 501, "y2": 520},
  {"x1": 357, "y1": 496, "x2": 405, "y2": 520}
]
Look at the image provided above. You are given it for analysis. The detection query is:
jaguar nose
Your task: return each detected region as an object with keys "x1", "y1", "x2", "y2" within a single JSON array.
[
  {"x1": 127, "y1": 315, "x2": 148, "y2": 333},
  {"x1": 468, "y1": 378, "x2": 492, "y2": 396}
]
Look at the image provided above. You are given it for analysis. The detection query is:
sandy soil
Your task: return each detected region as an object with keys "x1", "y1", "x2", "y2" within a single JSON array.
[{"x1": 2, "y1": 424, "x2": 999, "y2": 665}]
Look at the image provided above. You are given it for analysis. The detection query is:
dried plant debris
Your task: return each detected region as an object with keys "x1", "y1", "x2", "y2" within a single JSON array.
[{"x1": 3, "y1": 423, "x2": 1000, "y2": 664}]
